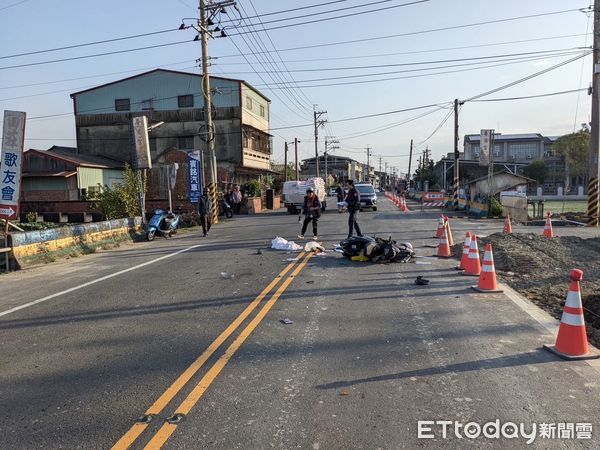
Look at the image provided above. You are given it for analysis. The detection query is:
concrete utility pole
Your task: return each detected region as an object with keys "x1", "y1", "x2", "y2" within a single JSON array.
[
  {"x1": 407, "y1": 139, "x2": 413, "y2": 187},
  {"x1": 284, "y1": 142, "x2": 288, "y2": 182},
  {"x1": 324, "y1": 136, "x2": 339, "y2": 188},
  {"x1": 365, "y1": 145, "x2": 372, "y2": 183},
  {"x1": 453, "y1": 98, "x2": 463, "y2": 210},
  {"x1": 589, "y1": 2, "x2": 600, "y2": 226},
  {"x1": 313, "y1": 107, "x2": 327, "y2": 177},
  {"x1": 198, "y1": 0, "x2": 235, "y2": 224},
  {"x1": 294, "y1": 138, "x2": 300, "y2": 180}
]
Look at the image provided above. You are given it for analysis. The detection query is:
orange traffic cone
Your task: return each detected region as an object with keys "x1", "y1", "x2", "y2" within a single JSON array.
[
  {"x1": 435, "y1": 216, "x2": 445, "y2": 238},
  {"x1": 503, "y1": 214, "x2": 512, "y2": 234},
  {"x1": 462, "y1": 235, "x2": 481, "y2": 276},
  {"x1": 543, "y1": 211, "x2": 554, "y2": 238},
  {"x1": 472, "y1": 243, "x2": 503, "y2": 293},
  {"x1": 436, "y1": 223, "x2": 452, "y2": 258},
  {"x1": 455, "y1": 232, "x2": 471, "y2": 270},
  {"x1": 544, "y1": 269, "x2": 600, "y2": 360},
  {"x1": 403, "y1": 197, "x2": 410, "y2": 212},
  {"x1": 445, "y1": 218, "x2": 454, "y2": 247}
]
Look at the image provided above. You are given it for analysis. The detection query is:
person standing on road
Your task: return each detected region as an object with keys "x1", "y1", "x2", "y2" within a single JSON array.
[
  {"x1": 335, "y1": 182, "x2": 344, "y2": 213},
  {"x1": 231, "y1": 185, "x2": 242, "y2": 215},
  {"x1": 199, "y1": 190, "x2": 212, "y2": 237},
  {"x1": 298, "y1": 187, "x2": 322, "y2": 240},
  {"x1": 345, "y1": 179, "x2": 363, "y2": 238}
]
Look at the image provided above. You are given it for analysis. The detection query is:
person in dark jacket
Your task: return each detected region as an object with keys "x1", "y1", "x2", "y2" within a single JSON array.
[
  {"x1": 298, "y1": 187, "x2": 322, "y2": 240},
  {"x1": 345, "y1": 179, "x2": 363, "y2": 238},
  {"x1": 198, "y1": 190, "x2": 212, "y2": 236},
  {"x1": 335, "y1": 183, "x2": 344, "y2": 213}
]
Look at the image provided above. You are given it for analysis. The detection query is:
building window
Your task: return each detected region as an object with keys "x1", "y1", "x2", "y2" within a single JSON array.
[
  {"x1": 178, "y1": 95, "x2": 194, "y2": 108},
  {"x1": 246, "y1": 96, "x2": 253, "y2": 110},
  {"x1": 115, "y1": 98, "x2": 130, "y2": 111},
  {"x1": 471, "y1": 145, "x2": 480, "y2": 158},
  {"x1": 509, "y1": 142, "x2": 537, "y2": 159},
  {"x1": 493, "y1": 144, "x2": 501, "y2": 157},
  {"x1": 142, "y1": 99, "x2": 154, "y2": 111},
  {"x1": 259, "y1": 104, "x2": 265, "y2": 117},
  {"x1": 177, "y1": 136, "x2": 194, "y2": 150}
]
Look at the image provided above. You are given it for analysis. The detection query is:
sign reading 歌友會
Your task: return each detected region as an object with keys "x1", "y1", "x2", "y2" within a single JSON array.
[{"x1": 0, "y1": 110, "x2": 26, "y2": 221}]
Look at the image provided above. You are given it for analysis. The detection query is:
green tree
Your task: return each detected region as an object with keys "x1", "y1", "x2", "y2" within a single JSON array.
[
  {"x1": 414, "y1": 161, "x2": 439, "y2": 189},
  {"x1": 522, "y1": 160, "x2": 548, "y2": 186},
  {"x1": 552, "y1": 129, "x2": 590, "y2": 193},
  {"x1": 90, "y1": 164, "x2": 144, "y2": 219}
]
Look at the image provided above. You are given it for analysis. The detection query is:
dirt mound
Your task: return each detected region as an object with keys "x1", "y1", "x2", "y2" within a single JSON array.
[{"x1": 452, "y1": 233, "x2": 600, "y2": 349}]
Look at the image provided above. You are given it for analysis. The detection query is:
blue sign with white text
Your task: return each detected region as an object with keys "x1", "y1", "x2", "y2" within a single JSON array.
[{"x1": 188, "y1": 151, "x2": 202, "y2": 203}]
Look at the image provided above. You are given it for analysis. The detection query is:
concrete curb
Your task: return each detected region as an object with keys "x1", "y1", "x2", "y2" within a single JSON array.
[{"x1": 501, "y1": 282, "x2": 600, "y2": 375}]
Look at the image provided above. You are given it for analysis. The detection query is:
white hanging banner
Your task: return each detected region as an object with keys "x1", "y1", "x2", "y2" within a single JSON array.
[{"x1": 0, "y1": 110, "x2": 26, "y2": 220}]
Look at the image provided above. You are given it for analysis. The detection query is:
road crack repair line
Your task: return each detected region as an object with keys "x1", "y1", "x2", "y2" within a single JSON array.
[{"x1": 112, "y1": 251, "x2": 315, "y2": 450}]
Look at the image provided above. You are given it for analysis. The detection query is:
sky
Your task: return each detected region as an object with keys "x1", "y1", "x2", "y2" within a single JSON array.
[{"x1": 0, "y1": 0, "x2": 594, "y2": 177}]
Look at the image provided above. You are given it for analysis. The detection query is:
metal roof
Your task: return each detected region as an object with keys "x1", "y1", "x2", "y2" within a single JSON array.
[
  {"x1": 466, "y1": 133, "x2": 543, "y2": 142},
  {"x1": 27, "y1": 147, "x2": 124, "y2": 169},
  {"x1": 69, "y1": 68, "x2": 271, "y2": 103}
]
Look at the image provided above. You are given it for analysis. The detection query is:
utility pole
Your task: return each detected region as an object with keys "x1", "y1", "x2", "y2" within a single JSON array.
[
  {"x1": 313, "y1": 107, "x2": 327, "y2": 177},
  {"x1": 284, "y1": 142, "x2": 288, "y2": 182},
  {"x1": 294, "y1": 138, "x2": 300, "y2": 180},
  {"x1": 365, "y1": 145, "x2": 372, "y2": 184},
  {"x1": 453, "y1": 98, "x2": 463, "y2": 210},
  {"x1": 407, "y1": 139, "x2": 413, "y2": 187},
  {"x1": 324, "y1": 136, "x2": 339, "y2": 188},
  {"x1": 589, "y1": 2, "x2": 600, "y2": 226},
  {"x1": 198, "y1": 0, "x2": 235, "y2": 225}
]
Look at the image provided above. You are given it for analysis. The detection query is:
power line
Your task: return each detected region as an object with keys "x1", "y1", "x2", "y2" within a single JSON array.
[
  {"x1": 235, "y1": 2, "x2": 312, "y2": 112},
  {"x1": 228, "y1": 0, "x2": 432, "y2": 36},
  {"x1": 464, "y1": 51, "x2": 592, "y2": 102},
  {"x1": 6, "y1": 51, "x2": 577, "y2": 103},
  {"x1": 246, "y1": 51, "x2": 585, "y2": 85},
  {"x1": 214, "y1": 33, "x2": 592, "y2": 62},
  {"x1": 224, "y1": 0, "x2": 353, "y2": 23},
  {"x1": 469, "y1": 88, "x2": 587, "y2": 102},
  {"x1": 0, "y1": 27, "x2": 180, "y2": 60},
  {"x1": 231, "y1": 0, "x2": 411, "y2": 28},
  {"x1": 0, "y1": 40, "x2": 193, "y2": 70},
  {"x1": 215, "y1": 47, "x2": 588, "y2": 74},
  {"x1": 247, "y1": 0, "x2": 315, "y2": 108},
  {"x1": 225, "y1": 8, "x2": 588, "y2": 50},
  {"x1": 0, "y1": 60, "x2": 196, "y2": 90},
  {"x1": 250, "y1": 51, "x2": 589, "y2": 90}
]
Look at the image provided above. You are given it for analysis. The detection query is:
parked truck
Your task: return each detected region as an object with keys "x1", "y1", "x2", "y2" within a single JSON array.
[{"x1": 282, "y1": 178, "x2": 327, "y2": 214}]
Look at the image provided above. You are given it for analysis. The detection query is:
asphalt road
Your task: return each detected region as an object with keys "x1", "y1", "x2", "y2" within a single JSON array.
[{"x1": 1, "y1": 196, "x2": 599, "y2": 449}]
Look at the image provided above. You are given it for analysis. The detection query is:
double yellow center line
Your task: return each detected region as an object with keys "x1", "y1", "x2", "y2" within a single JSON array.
[{"x1": 112, "y1": 251, "x2": 314, "y2": 449}]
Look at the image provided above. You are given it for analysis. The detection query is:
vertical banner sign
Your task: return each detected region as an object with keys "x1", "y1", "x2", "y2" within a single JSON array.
[
  {"x1": 188, "y1": 151, "x2": 202, "y2": 203},
  {"x1": 479, "y1": 129, "x2": 493, "y2": 166},
  {"x1": 0, "y1": 111, "x2": 26, "y2": 221},
  {"x1": 132, "y1": 116, "x2": 152, "y2": 169}
]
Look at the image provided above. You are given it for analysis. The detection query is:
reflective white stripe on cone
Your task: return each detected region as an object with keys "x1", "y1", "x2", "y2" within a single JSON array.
[
  {"x1": 471, "y1": 243, "x2": 503, "y2": 293},
  {"x1": 544, "y1": 268, "x2": 600, "y2": 360}
]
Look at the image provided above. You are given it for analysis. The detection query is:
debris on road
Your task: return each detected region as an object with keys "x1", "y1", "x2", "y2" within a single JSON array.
[
  {"x1": 304, "y1": 241, "x2": 325, "y2": 253},
  {"x1": 415, "y1": 276, "x2": 430, "y2": 286},
  {"x1": 220, "y1": 272, "x2": 235, "y2": 279},
  {"x1": 280, "y1": 318, "x2": 294, "y2": 325},
  {"x1": 271, "y1": 237, "x2": 303, "y2": 251}
]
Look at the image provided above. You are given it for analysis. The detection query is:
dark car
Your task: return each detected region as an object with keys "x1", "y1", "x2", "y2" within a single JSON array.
[{"x1": 355, "y1": 183, "x2": 377, "y2": 211}]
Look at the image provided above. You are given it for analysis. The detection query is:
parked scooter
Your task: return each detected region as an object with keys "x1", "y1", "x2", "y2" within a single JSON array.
[
  {"x1": 219, "y1": 198, "x2": 234, "y2": 219},
  {"x1": 147, "y1": 209, "x2": 180, "y2": 241}
]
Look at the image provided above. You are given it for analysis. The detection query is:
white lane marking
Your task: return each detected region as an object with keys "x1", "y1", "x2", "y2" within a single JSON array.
[{"x1": 0, "y1": 244, "x2": 202, "y2": 318}]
